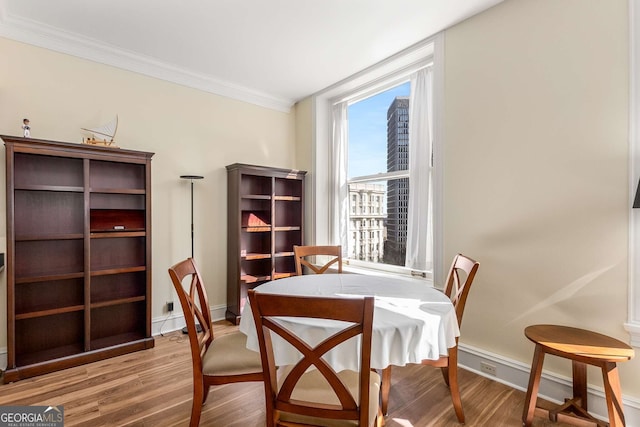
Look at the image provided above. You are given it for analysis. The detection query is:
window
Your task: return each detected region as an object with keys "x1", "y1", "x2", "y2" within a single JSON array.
[
  {"x1": 347, "y1": 83, "x2": 410, "y2": 268},
  {"x1": 336, "y1": 70, "x2": 433, "y2": 275},
  {"x1": 311, "y1": 35, "x2": 444, "y2": 282}
]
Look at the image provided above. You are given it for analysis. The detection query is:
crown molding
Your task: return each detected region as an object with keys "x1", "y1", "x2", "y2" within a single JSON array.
[{"x1": 0, "y1": 4, "x2": 293, "y2": 113}]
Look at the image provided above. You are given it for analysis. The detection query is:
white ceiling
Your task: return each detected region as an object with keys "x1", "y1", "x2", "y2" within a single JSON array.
[{"x1": 0, "y1": 0, "x2": 502, "y2": 111}]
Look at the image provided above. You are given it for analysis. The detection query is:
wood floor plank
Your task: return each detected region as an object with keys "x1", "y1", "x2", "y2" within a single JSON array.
[{"x1": 0, "y1": 324, "x2": 592, "y2": 426}]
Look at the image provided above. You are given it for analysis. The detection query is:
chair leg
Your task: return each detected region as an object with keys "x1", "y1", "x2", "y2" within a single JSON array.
[
  {"x1": 447, "y1": 348, "x2": 464, "y2": 423},
  {"x1": 263, "y1": 383, "x2": 276, "y2": 427},
  {"x1": 440, "y1": 366, "x2": 450, "y2": 387},
  {"x1": 377, "y1": 405, "x2": 385, "y2": 427},
  {"x1": 190, "y1": 378, "x2": 204, "y2": 427},
  {"x1": 381, "y1": 366, "x2": 392, "y2": 415},
  {"x1": 190, "y1": 398, "x2": 202, "y2": 427},
  {"x1": 202, "y1": 384, "x2": 211, "y2": 404}
]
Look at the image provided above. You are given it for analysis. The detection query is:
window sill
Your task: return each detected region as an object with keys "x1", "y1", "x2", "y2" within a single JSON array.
[{"x1": 341, "y1": 262, "x2": 435, "y2": 287}]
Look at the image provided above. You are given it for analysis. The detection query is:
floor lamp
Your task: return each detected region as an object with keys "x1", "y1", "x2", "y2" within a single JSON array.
[
  {"x1": 180, "y1": 174, "x2": 204, "y2": 257},
  {"x1": 180, "y1": 174, "x2": 204, "y2": 333}
]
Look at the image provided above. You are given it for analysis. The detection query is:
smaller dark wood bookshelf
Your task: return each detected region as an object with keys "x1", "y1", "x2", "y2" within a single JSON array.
[
  {"x1": 226, "y1": 163, "x2": 306, "y2": 324},
  {"x1": 2, "y1": 135, "x2": 155, "y2": 382}
]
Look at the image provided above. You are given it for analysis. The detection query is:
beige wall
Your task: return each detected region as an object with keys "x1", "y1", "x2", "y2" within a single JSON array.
[
  {"x1": 443, "y1": 0, "x2": 637, "y2": 395},
  {"x1": 0, "y1": 37, "x2": 297, "y2": 346},
  {"x1": 294, "y1": 97, "x2": 315, "y2": 243},
  {"x1": 290, "y1": 0, "x2": 638, "y2": 401}
]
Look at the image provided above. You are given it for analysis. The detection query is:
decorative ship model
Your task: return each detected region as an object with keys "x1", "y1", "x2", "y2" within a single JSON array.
[{"x1": 82, "y1": 116, "x2": 119, "y2": 147}]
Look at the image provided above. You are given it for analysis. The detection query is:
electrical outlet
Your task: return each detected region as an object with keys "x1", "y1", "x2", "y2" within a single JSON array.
[
  {"x1": 480, "y1": 361, "x2": 497, "y2": 376},
  {"x1": 167, "y1": 301, "x2": 174, "y2": 312}
]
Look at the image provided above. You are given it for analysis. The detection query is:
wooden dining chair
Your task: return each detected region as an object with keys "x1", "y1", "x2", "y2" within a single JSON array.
[
  {"x1": 248, "y1": 289, "x2": 381, "y2": 427},
  {"x1": 168, "y1": 258, "x2": 264, "y2": 426},
  {"x1": 293, "y1": 245, "x2": 343, "y2": 275},
  {"x1": 381, "y1": 253, "x2": 479, "y2": 423}
]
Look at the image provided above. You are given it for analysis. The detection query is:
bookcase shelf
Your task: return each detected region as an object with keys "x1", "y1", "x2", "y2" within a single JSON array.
[
  {"x1": 3, "y1": 135, "x2": 155, "y2": 382},
  {"x1": 15, "y1": 185, "x2": 84, "y2": 192},
  {"x1": 15, "y1": 272, "x2": 85, "y2": 284},
  {"x1": 16, "y1": 234, "x2": 85, "y2": 241},
  {"x1": 226, "y1": 163, "x2": 306, "y2": 324},
  {"x1": 16, "y1": 305, "x2": 85, "y2": 320}
]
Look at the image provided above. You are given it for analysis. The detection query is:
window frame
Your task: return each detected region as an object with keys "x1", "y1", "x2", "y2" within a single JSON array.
[{"x1": 309, "y1": 34, "x2": 445, "y2": 283}]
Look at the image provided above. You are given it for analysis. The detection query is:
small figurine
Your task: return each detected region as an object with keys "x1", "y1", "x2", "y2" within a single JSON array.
[{"x1": 22, "y1": 118, "x2": 30, "y2": 137}]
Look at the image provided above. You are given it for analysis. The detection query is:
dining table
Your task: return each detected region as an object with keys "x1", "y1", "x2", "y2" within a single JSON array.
[{"x1": 238, "y1": 272, "x2": 460, "y2": 412}]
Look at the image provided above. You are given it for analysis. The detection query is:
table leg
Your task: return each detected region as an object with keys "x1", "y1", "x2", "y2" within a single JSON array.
[
  {"x1": 522, "y1": 345, "x2": 545, "y2": 427},
  {"x1": 572, "y1": 360, "x2": 588, "y2": 410},
  {"x1": 549, "y1": 360, "x2": 592, "y2": 423},
  {"x1": 381, "y1": 366, "x2": 391, "y2": 415},
  {"x1": 602, "y1": 362, "x2": 625, "y2": 427}
]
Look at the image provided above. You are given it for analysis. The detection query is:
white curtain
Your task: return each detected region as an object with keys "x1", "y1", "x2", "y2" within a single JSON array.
[
  {"x1": 331, "y1": 101, "x2": 349, "y2": 256},
  {"x1": 405, "y1": 67, "x2": 433, "y2": 271}
]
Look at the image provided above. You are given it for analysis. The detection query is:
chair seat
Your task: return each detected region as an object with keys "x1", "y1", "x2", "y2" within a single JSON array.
[
  {"x1": 202, "y1": 331, "x2": 263, "y2": 376},
  {"x1": 278, "y1": 367, "x2": 381, "y2": 427}
]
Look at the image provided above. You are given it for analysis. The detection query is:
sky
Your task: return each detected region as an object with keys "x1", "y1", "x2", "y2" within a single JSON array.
[{"x1": 348, "y1": 81, "x2": 410, "y2": 179}]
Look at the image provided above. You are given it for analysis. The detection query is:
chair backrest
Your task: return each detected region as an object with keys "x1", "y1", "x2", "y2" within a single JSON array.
[
  {"x1": 248, "y1": 290, "x2": 375, "y2": 426},
  {"x1": 168, "y1": 258, "x2": 214, "y2": 373},
  {"x1": 294, "y1": 245, "x2": 343, "y2": 275},
  {"x1": 443, "y1": 253, "x2": 480, "y2": 327}
]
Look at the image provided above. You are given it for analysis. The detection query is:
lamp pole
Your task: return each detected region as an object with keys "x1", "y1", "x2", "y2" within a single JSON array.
[
  {"x1": 179, "y1": 175, "x2": 204, "y2": 334},
  {"x1": 180, "y1": 175, "x2": 204, "y2": 258}
]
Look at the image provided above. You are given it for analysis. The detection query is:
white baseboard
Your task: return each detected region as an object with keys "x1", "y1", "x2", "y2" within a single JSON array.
[
  {"x1": 458, "y1": 343, "x2": 640, "y2": 426},
  {"x1": 151, "y1": 303, "x2": 228, "y2": 336}
]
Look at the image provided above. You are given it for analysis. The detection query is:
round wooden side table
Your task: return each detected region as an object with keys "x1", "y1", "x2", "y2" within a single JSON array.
[{"x1": 522, "y1": 324, "x2": 634, "y2": 427}]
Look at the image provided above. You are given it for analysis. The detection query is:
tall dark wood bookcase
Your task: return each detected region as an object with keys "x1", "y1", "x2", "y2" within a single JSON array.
[
  {"x1": 2, "y1": 135, "x2": 155, "y2": 382},
  {"x1": 225, "y1": 163, "x2": 306, "y2": 324}
]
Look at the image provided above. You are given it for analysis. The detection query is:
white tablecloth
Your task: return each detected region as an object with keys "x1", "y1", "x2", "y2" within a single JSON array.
[{"x1": 239, "y1": 273, "x2": 460, "y2": 371}]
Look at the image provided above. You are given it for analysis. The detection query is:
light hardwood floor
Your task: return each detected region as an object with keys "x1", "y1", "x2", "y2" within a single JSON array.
[{"x1": 0, "y1": 322, "x2": 587, "y2": 426}]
